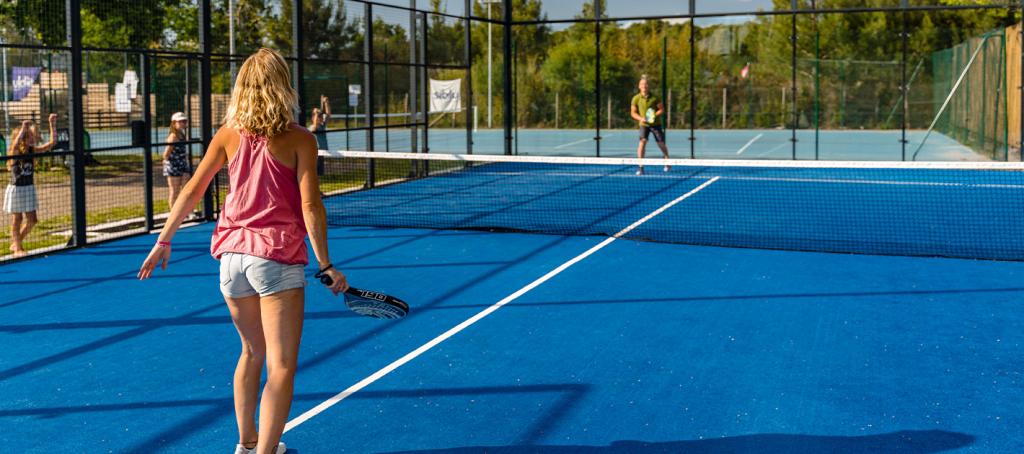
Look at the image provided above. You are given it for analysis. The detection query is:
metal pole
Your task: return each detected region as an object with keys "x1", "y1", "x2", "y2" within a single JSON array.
[
  {"x1": 688, "y1": 0, "x2": 696, "y2": 158},
  {"x1": 465, "y1": 0, "x2": 473, "y2": 154},
  {"x1": 1019, "y1": 0, "x2": 1023, "y2": 161},
  {"x1": 487, "y1": 1, "x2": 492, "y2": 129},
  {"x1": 141, "y1": 53, "x2": 154, "y2": 231},
  {"x1": 199, "y1": 0, "x2": 215, "y2": 219},
  {"x1": 67, "y1": 0, "x2": 87, "y2": 246},
  {"x1": 901, "y1": 0, "x2": 908, "y2": 161},
  {"x1": 293, "y1": 0, "x2": 305, "y2": 126},
  {"x1": 411, "y1": 0, "x2": 420, "y2": 154},
  {"x1": 1, "y1": 39, "x2": 8, "y2": 134},
  {"x1": 595, "y1": 0, "x2": 601, "y2": 157},
  {"x1": 229, "y1": 0, "x2": 236, "y2": 82},
  {"x1": 790, "y1": 1, "x2": 797, "y2": 160},
  {"x1": 814, "y1": 0, "x2": 820, "y2": 160},
  {"x1": 365, "y1": 2, "x2": 375, "y2": 186},
  {"x1": 503, "y1": 0, "x2": 513, "y2": 155}
]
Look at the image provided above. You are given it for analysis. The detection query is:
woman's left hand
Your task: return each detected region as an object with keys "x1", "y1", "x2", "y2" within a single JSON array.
[{"x1": 138, "y1": 244, "x2": 171, "y2": 280}]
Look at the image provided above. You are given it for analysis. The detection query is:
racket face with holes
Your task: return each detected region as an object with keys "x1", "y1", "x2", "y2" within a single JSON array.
[{"x1": 343, "y1": 287, "x2": 409, "y2": 319}]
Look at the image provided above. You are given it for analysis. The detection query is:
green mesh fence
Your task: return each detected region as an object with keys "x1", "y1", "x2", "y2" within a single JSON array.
[{"x1": 929, "y1": 30, "x2": 1008, "y2": 161}]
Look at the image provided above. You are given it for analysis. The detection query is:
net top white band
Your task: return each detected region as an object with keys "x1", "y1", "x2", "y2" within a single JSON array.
[{"x1": 320, "y1": 150, "x2": 1024, "y2": 171}]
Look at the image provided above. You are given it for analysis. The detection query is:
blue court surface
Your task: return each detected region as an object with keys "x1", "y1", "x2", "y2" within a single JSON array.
[{"x1": 3, "y1": 190, "x2": 1024, "y2": 452}]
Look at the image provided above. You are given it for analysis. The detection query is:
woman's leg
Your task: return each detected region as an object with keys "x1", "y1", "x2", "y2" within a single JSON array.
[
  {"x1": 167, "y1": 175, "x2": 182, "y2": 208},
  {"x1": 19, "y1": 211, "x2": 37, "y2": 243},
  {"x1": 256, "y1": 287, "x2": 304, "y2": 454},
  {"x1": 224, "y1": 294, "x2": 266, "y2": 448},
  {"x1": 10, "y1": 213, "x2": 23, "y2": 253}
]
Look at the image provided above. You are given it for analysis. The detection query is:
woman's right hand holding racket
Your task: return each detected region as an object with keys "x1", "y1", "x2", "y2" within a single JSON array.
[{"x1": 316, "y1": 264, "x2": 349, "y2": 295}]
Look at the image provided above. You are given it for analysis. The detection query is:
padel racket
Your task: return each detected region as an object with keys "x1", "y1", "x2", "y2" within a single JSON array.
[
  {"x1": 315, "y1": 268, "x2": 409, "y2": 319},
  {"x1": 645, "y1": 107, "x2": 656, "y2": 123}
]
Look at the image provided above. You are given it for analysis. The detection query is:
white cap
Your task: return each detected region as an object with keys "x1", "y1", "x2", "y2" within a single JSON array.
[{"x1": 171, "y1": 112, "x2": 187, "y2": 121}]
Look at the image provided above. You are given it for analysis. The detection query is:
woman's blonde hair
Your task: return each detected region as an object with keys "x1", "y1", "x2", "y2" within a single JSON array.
[
  {"x1": 9, "y1": 123, "x2": 35, "y2": 156},
  {"x1": 222, "y1": 48, "x2": 297, "y2": 137}
]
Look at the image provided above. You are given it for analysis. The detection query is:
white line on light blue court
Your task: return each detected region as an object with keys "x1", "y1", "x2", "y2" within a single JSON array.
[{"x1": 735, "y1": 133, "x2": 764, "y2": 155}]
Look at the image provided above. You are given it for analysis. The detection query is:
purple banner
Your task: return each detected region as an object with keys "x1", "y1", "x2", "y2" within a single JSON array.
[{"x1": 11, "y1": 66, "x2": 42, "y2": 101}]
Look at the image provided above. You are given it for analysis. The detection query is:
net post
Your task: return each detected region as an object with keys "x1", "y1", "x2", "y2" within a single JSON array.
[{"x1": 67, "y1": 0, "x2": 87, "y2": 247}]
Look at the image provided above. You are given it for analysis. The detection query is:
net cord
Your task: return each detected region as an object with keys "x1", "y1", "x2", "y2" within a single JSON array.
[{"x1": 321, "y1": 150, "x2": 1024, "y2": 171}]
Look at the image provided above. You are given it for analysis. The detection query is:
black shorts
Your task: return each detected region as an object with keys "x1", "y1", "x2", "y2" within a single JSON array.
[{"x1": 639, "y1": 125, "x2": 666, "y2": 143}]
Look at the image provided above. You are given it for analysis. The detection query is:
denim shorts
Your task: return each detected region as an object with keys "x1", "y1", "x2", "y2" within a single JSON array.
[{"x1": 219, "y1": 253, "x2": 307, "y2": 298}]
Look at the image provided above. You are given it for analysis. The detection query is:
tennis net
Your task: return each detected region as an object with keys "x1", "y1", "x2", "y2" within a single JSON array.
[{"x1": 318, "y1": 150, "x2": 1024, "y2": 261}]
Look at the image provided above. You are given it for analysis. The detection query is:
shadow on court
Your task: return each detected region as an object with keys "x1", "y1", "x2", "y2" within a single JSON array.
[{"x1": 380, "y1": 430, "x2": 974, "y2": 453}]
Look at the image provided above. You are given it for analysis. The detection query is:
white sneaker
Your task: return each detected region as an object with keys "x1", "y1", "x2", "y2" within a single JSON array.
[
  {"x1": 636, "y1": 167, "x2": 644, "y2": 175},
  {"x1": 663, "y1": 165, "x2": 670, "y2": 172},
  {"x1": 233, "y1": 442, "x2": 286, "y2": 454}
]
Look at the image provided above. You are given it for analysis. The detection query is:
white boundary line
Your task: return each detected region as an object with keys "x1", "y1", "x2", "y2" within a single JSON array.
[
  {"x1": 554, "y1": 134, "x2": 612, "y2": 150},
  {"x1": 735, "y1": 133, "x2": 764, "y2": 155},
  {"x1": 323, "y1": 150, "x2": 1024, "y2": 170},
  {"x1": 283, "y1": 177, "x2": 721, "y2": 433}
]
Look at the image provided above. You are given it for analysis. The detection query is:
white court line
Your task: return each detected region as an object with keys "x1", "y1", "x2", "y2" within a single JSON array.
[
  {"x1": 755, "y1": 141, "x2": 788, "y2": 158},
  {"x1": 735, "y1": 133, "x2": 764, "y2": 155},
  {"x1": 283, "y1": 176, "x2": 721, "y2": 433},
  {"x1": 554, "y1": 133, "x2": 615, "y2": 150}
]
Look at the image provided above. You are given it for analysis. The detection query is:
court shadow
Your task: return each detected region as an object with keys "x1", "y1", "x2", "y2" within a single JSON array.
[{"x1": 382, "y1": 430, "x2": 974, "y2": 454}]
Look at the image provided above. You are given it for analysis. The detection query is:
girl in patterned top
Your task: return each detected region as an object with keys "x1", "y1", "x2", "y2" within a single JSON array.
[
  {"x1": 5, "y1": 114, "x2": 57, "y2": 257},
  {"x1": 163, "y1": 112, "x2": 191, "y2": 208}
]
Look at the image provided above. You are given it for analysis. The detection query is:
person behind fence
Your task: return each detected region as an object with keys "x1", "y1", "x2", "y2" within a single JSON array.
[
  {"x1": 310, "y1": 95, "x2": 330, "y2": 176},
  {"x1": 163, "y1": 112, "x2": 192, "y2": 209},
  {"x1": 5, "y1": 114, "x2": 57, "y2": 257},
  {"x1": 137, "y1": 48, "x2": 347, "y2": 454}
]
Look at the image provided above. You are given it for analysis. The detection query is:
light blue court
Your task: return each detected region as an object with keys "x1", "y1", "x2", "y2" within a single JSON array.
[
  {"x1": 2, "y1": 200, "x2": 1023, "y2": 451},
  {"x1": 83, "y1": 127, "x2": 987, "y2": 162}
]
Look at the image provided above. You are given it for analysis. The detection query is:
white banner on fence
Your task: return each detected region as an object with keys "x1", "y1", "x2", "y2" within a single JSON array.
[
  {"x1": 123, "y1": 70, "x2": 139, "y2": 99},
  {"x1": 114, "y1": 83, "x2": 131, "y2": 112},
  {"x1": 429, "y1": 79, "x2": 461, "y2": 113}
]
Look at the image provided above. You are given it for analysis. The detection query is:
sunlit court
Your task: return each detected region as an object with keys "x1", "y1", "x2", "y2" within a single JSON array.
[{"x1": 2, "y1": 1, "x2": 1024, "y2": 453}]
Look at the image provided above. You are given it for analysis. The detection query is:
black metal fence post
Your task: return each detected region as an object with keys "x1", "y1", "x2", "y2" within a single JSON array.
[
  {"x1": 199, "y1": 0, "x2": 215, "y2": 220},
  {"x1": 688, "y1": 0, "x2": 696, "y2": 159},
  {"x1": 141, "y1": 53, "x2": 154, "y2": 231},
  {"x1": 595, "y1": 0, "x2": 601, "y2": 158},
  {"x1": 293, "y1": 0, "x2": 305, "y2": 126},
  {"x1": 503, "y1": 0, "x2": 513, "y2": 156},
  {"x1": 790, "y1": 0, "x2": 798, "y2": 160},
  {"x1": 365, "y1": 2, "x2": 375, "y2": 187},
  {"x1": 67, "y1": 0, "x2": 87, "y2": 247},
  {"x1": 465, "y1": 0, "x2": 473, "y2": 154}
]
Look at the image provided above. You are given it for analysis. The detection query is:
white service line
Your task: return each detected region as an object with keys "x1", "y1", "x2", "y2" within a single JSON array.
[
  {"x1": 283, "y1": 177, "x2": 721, "y2": 433},
  {"x1": 554, "y1": 133, "x2": 615, "y2": 150},
  {"x1": 735, "y1": 133, "x2": 764, "y2": 155}
]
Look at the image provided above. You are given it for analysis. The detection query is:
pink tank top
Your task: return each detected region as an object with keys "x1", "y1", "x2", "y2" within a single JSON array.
[{"x1": 210, "y1": 127, "x2": 308, "y2": 265}]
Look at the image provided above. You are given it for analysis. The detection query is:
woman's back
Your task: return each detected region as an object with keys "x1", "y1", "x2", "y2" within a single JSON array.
[{"x1": 211, "y1": 125, "x2": 312, "y2": 265}]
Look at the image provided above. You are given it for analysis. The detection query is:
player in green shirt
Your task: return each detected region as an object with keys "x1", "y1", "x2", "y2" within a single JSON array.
[{"x1": 629, "y1": 76, "x2": 670, "y2": 175}]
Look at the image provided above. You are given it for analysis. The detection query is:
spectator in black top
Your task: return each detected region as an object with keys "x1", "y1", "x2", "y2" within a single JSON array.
[{"x1": 5, "y1": 114, "x2": 57, "y2": 257}]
